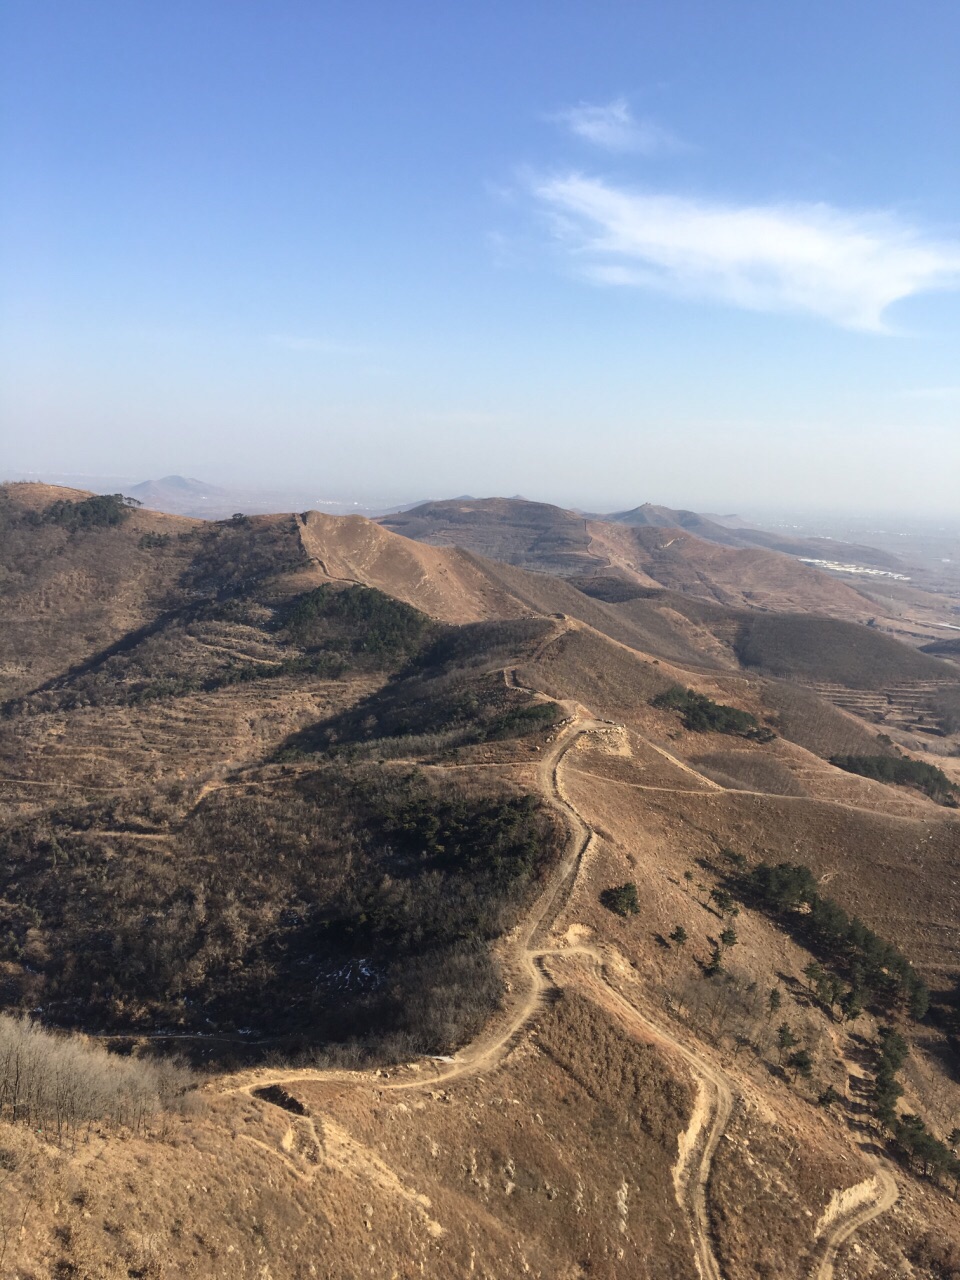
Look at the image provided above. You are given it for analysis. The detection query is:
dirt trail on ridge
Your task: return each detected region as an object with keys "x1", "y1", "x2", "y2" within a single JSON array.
[
  {"x1": 205, "y1": 663, "x2": 902, "y2": 1276},
  {"x1": 214, "y1": 700, "x2": 738, "y2": 1277}
]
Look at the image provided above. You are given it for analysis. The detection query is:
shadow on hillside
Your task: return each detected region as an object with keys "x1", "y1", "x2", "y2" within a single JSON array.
[{"x1": 4, "y1": 604, "x2": 195, "y2": 706}]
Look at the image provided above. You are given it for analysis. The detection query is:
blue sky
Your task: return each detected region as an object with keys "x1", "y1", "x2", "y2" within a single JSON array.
[{"x1": 2, "y1": 1, "x2": 958, "y2": 514}]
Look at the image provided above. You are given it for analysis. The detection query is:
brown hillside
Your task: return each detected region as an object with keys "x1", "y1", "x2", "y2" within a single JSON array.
[
  {"x1": 378, "y1": 495, "x2": 879, "y2": 618},
  {"x1": 294, "y1": 510, "x2": 537, "y2": 623},
  {"x1": 4, "y1": 485, "x2": 960, "y2": 1278}
]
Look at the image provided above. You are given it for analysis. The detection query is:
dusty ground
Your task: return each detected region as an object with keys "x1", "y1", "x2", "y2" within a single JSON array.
[{"x1": 3, "y1": 487, "x2": 960, "y2": 1278}]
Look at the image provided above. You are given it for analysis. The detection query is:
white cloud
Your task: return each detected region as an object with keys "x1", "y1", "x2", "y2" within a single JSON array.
[
  {"x1": 550, "y1": 98, "x2": 681, "y2": 154},
  {"x1": 531, "y1": 173, "x2": 960, "y2": 329}
]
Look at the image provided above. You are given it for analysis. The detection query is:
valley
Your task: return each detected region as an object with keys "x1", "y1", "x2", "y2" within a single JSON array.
[{"x1": 1, "y1": 483, "x2": 960, "y2": 1278}]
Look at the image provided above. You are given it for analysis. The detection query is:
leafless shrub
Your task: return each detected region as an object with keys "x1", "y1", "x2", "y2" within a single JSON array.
[{"x1": 0, "y1": 1015, "x2": 195, "y2": 1142}]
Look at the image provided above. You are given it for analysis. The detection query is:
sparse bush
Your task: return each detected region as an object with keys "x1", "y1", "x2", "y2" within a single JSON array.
[
  {"x1": 652, "y1": 686, "x2": 773, "y2": 740},
  {"x1": 912, "y1": 1230, "x2": 960, "y2": 1278},
  {"x1": 601, "y1": 882, "x2": 640, "y2": 916},
  {"x1": 830, "y1": 753, "x2": 959, "y2": 804}
]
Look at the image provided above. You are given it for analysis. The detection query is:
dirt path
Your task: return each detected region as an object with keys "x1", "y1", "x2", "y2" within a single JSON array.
[
  {"x1": 565, "y1": 764, "x2": 935, "y2": 823},
  {"x1": 811, "y1": 1167, "x2": 898, "y2": 1279},
  {"x1": 193, "y1": 641, "x2": 283, "y2": 665},
  {"x1": 77, "y1": 830, "x2": 171, "y2": 842},
  {"x1": 214, "y1": 709, "x2": 736, "y2": 1278},
  {"x1": 643, "y1": 741, "x2": 725, "y2": 791},
  {"x1": 529, "y1": 939, "x2": 733, "y2": 1280}
]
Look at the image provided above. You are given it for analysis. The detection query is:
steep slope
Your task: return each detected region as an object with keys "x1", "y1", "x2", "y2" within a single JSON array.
[
  {"x1": 378, "y1": 495, "x2": 881, "y2": 618},
  {"x1": 4, "y1": 484, "x2": 960, "y2": 1279},
  {"x1": 378, "y1": 496, "x2": 611, "y2": 577},
  {"x1": 0, "y1": 483, "x2": 200, "y2": 699},
  {"x1": 607, "y1": 502, "x2": 905, "y2": 570},
  {"x1": 295, "y1": 509, "x2": 540, "y2": 623},
  {"x1": 586, "y1": 522, "x2": 878, "y2": 616}
]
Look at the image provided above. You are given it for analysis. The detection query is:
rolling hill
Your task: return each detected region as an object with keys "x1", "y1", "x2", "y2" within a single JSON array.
[
  {"x1": 3, "y1": 480, "x2": 960, "y2": 1280},
  {"x1": 607, "y1": 501, "x2": 905, "y2": 569},
  {"x1": 379, "y1": 496, "x2": 887, "y2": 618}
]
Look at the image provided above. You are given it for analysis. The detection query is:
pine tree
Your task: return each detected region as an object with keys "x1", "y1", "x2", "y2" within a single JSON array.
[
  {"x1": 704, "y1": 944, "x2": 723, "y2": 976},
  {"x1": 787, "y1": 1048, "x2": 814, "y2": 1081},
  {"x1": 776, "y1": 1022, "x2": 798, "y2": 1064}
]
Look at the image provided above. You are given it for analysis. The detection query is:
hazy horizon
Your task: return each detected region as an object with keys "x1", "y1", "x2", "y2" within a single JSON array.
[
  {"x1": 5, "y1": 466, "x2": 960, "y2": 531},
  {"x1": 2, "y1": 3, "x2": 958, "y2": 517}
]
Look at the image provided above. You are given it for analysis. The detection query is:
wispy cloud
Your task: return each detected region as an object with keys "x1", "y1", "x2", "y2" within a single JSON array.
[
  {"x1": 549, "y1": 98, "x2": 681, "y2": 154},
  {"x1": 530, "y1": 174, "x2": 960, "y2": 329}
]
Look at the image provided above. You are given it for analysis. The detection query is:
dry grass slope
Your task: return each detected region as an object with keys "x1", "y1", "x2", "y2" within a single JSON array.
[{"x1": 2, "y1": 482, "x2": 960, "y2": 1279}]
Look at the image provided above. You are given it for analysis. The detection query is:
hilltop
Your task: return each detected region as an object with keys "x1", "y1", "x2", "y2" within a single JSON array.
[
  {"x1": 2, "y1": 480, "x2": 960, "y2": 1279},
  {"x1": 607, "y1": 501, "x2": 905, "y2": 569},
  {"x1": 380, "y1": 497, "x2": 887, "y2": 617}
]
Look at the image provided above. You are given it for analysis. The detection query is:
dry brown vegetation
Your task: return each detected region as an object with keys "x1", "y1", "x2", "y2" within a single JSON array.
[{"x1": 3, "y1": 482, "x2": 960, "y2": 1278}]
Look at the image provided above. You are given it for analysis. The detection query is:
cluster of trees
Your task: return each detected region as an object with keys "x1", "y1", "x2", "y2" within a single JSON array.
[
  {"x1": 178, "y1": 515, "x2": 304, "y2": 597},
  {"x1": 740, "y1": 862, "x2": 929, "y2": 1020},
  {"x1": 830, "y1": 753, "x2": 958, "y2": 804},
  {"x1": 801, "y1": 961, "x2": 865, "y2": 1023},
  {"x1": 891, "y1": 1114, "x2": 960, "y2": 1189},
  {"x1": 860, "y1": 1025, "x2": 960, "y2": 1199},
  {"x1": 703, "y1": 924, "x2": 739, "y2": 974},
  {"x1": 0, "y1": 767, "x2": 562, "y2": 1061},
  {"x1": 285, "y1": 655, "x2": 561, "y2": 758},
  {"x1": 872, "y1": 1025, "x2": 909, "y2": 1129},
  {"x1": 353, "y1": 781, "x2": 552, "y2": 923},
  {"x1": 138, "y1": 530, "x2": 172, "y2": 549},
  {"x1": 0, "y1": 1015, "x2": 193, "y2": 1142},
  {"x1": 774, "y1": 1022, "x2": 814, "y2": 1080},
  {"x1": 652, "y1": 686, "x2": 774, "y2": 740},
  {"x1": 485, "y1": 701, "x2": 562, "y2": 740},
  {"x1": 39, "y1": 493, "x2": 135, "y2": 531},
  {"x1": 283, "y1": 583, "x2": 434, "y2": 670},
  {"x1": 601, "y1": 882, "x2": 640, "y2": 916},
  {"x1": 866, "y1": 1027, "x2": 960, "y2": 1191}
]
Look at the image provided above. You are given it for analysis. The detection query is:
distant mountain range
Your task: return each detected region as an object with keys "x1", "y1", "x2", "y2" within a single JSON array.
[
  {"x1": 124, "y1": 475, "x2": 414, "y2": 520},
  {"x1": 603, "y1": 501, "x2": 902, "y2": 568},
  {"x1": 128, "y1": 475, "x2": 229, "y2": 510},
  {"x1": 378, "y1": 496, "x2": 907, "y2": 601}
]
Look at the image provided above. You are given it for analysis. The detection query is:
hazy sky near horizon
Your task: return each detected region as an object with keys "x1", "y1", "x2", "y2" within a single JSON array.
[{"x1": 2, "y1": 2, "x2": 959, "y2": 515}]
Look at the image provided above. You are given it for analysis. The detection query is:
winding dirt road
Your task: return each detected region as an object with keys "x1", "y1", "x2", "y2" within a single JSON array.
[
  {"x1": 811, "y1": 1168, "x2": 899, "y2": 1280},
  {"x1": 215, "y1": 685, "x2": 897, "y2": 1278},
  {"x1": 215, "y1": 707, "x2": 737, "y2": 1276}
]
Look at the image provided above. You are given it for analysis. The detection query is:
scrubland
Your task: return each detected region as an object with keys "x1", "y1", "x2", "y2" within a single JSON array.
[{"x1": 1, "y1": 483, "x2": 960, "y2": 1277}]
